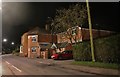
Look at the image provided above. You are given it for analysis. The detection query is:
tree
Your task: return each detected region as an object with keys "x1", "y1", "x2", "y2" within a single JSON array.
[{"x1": 52, "y1": 3, "x2": 87, "y2": 43}]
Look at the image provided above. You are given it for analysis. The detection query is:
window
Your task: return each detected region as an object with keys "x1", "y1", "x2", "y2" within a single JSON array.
[
  {"x1": 72, "y1": 29, "x2": 76, "y2": 35},
  {"x1": 31, "y1": 47, "x2": 37, "y2": 52},
  {"x1": 32, "y1": 37, "x2": 37, "y2": 42}
]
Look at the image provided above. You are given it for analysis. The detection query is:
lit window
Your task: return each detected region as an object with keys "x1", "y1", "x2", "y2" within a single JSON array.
[
  {"x1": 32, "y1": 37, "x2": 37, "y2": 42},
  {"x1": 72, "y1": 29, "x2": 76, "y2": 35},
  {"x1": 31, "y1": 47, "x2": 37, "y2": 52}
]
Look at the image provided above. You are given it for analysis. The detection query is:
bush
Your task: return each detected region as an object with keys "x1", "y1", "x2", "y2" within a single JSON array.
[
  {"x1": 94, "y1": 33, "x2": 120, "y2": 63},
  {"x1": 14, "y1": 53, "x2": 19, "y2": 56},
  {"x1": 12, "y1": 49, "x2": 20, "y2": 56},
  {"x1": 73, "y1": 41, "x2": 92, "y2": 61},
  {"x1": 73, "y1": 33, "x2": 120, "y2": 64}
]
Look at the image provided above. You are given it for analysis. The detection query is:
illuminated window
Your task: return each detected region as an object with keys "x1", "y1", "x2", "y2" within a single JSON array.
[{"x1": 72, "y1": 29, "x2": 76, "y2": 35}]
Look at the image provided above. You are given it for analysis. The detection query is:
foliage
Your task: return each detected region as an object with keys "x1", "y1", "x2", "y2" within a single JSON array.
[
  {"x1": 94, "y1": 33, "x2": 120, "y2": 63},
  {"x1": 52, "y1": 3, "x2": 87, "y2": 43},
  {"x1": 73, "y1": 41, "x2": 91, "y2": 61},
  {"x1": 12, "y1": 48, "x2": 20, "y2": 56},
  {"x1": 73, "y1": 34, "x2": 120, "y2": 64}
]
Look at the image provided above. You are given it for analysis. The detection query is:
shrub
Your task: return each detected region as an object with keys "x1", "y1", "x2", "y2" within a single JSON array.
[
  {"x1": 73, "y1": 41, "x2": 92, "y2": 61},
  {"x1": 73, "y1": 33, "x2": 120, "y2": 64},
  {"x1": 12, "y1": 49, "x2": 20, "y2": 56},
  {"x1": 94, "y1": 33, "x2": 120, "y2": 63}
]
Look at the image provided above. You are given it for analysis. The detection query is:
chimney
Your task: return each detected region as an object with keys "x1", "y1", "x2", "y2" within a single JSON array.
[{"x1": 45, "y1": 24, "x2": 49, "y2": 31}]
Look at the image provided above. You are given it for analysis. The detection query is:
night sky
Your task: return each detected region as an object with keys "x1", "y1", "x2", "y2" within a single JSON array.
[{"x1": 2, "y1": 2, "x2": 119, "y2": 48}]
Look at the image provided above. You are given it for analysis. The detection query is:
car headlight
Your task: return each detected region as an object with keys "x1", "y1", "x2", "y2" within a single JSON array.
[{"x1": 51, "y1": 55, "x2": 54, "y2": 58}]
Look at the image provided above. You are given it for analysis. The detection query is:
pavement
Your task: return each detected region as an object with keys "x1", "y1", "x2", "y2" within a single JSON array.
[
  {"x1": 57, "y1": 63, "x2": 119, "y2": 75},
  {"x1": 33, "y1": 58, "x2": 120, "y2": 75},
  {"x1": 2, "y1": 54, "x2": 93, "y2": 75},
  {"x1": 1, "y1": 54, "x2": 120, "y2": 76}
]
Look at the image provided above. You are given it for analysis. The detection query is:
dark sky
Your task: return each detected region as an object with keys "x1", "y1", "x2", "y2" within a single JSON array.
[{"x1": 2, "y1": 2, "x2": 119, "y2": 47}]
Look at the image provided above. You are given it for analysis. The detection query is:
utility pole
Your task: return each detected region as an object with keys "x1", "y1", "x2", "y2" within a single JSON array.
[{"x1": 86, "y1": 0, "x2": 95, "y2": 62}]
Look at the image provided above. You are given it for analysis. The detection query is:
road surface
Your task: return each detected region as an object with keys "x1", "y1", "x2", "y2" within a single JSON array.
[{"x1": 2, "y1": 54, "x2": 95, "y2": 75}]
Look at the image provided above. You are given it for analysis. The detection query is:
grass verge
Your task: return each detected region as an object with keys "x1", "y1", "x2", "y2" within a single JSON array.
[{"x1": 72, "y1": 61, "x2": 119, "y2": 69}]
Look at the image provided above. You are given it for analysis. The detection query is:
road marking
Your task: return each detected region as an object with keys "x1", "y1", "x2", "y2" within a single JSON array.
[
  {"x1": 39, "y1": 62, "x2": 43, "y2": 63},
  {"x1": 5, "y1": 61, "x2": 10, "y2": 64},
  {"x1": 5, "y1": 61, "x2": 22, "y2": 73},
  {"x1": 11, "y1": 65, "x2": 22, "y2": 72},
  {"x1": 37, "y1": 61, "x2": 43, "y2": 64}
]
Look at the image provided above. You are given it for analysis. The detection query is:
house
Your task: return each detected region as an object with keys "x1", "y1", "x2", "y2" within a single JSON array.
[
  {"x1": 20, "y1": 26, "x2": 112, "y2": 59},
  {"x1": 39, "y1": 43, "x2": 57, "y2": 59},
  {"x1": 56, "y1": 42, "x2": 72, "y2": 52},
  {"x1": 20, "y1": 27, "x2": 57, "y2": 59},
  {"x1": 57, "y1": 26, "x2": 112, "y2": 43}
]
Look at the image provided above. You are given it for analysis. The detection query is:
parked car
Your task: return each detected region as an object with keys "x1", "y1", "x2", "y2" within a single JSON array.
[{"x1": 51, "y1": 50, "x2": 73, "y2": 60}]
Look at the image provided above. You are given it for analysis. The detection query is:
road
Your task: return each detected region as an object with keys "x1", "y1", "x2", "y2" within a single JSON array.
[{"x1": 2, "y1": 54, "x2": 95, "y2": 76}]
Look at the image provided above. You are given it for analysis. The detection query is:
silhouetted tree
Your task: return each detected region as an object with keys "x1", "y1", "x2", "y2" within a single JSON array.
[{"x1": 52, "y1": 3, "x2": 87, "y2": 43}]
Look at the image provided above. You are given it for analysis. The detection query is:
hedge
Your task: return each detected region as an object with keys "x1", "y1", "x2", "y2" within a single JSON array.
[
  {"x1": 73, "y1": 41, "x2": 92, "y2": 61},
  {"x1": 73, "y1": 33, "x2": 120, "y2": 64}
]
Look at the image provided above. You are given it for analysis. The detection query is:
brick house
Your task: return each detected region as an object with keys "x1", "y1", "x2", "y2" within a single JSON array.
[
  {"x1": 20, "y1": 26, "x2": 112, "y2": 59},
  {"x1": 57, "y1": 26, "x2": 112, "y2": 43},
  {"x1": 20, "y1": 27, "x2": 57, "y2": 58},
  {"x1": 56, "y1": 42, "x2": 73, "y2": 53}
]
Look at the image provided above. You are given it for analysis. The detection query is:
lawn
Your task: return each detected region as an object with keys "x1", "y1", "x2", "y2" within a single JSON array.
[{"x1": 72, "y1": 61, "x2": 119, "y2": 69}]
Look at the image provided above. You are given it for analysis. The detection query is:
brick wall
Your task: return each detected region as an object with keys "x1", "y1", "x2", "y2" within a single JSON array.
[
  {"x1": 21, "y1": 33, "x2": 28, "y2": 57},
  {"x1": 56, "y1": 27, "x2": 112, "y2": 43},
  {"x1": 65, "y1": 43, "x2": 72, "y2": 50},
  {"x1": 56, "y1": 26, "x2": 82, "y2": 43},
  {"x1": 82, "y1": 28, "x2": 112, "y2": 40},
  {"x1": 28, "y1": 35, "x2": 40, "y2": 58},
  {"x1": 38, "y1": 34, "x2": 57, "y2": 43}
]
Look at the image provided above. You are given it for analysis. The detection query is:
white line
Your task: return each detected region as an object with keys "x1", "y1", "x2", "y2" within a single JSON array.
[
  {"x1": 39, "y1": 62, "x2": 43, "y2": 63},
  {"x1": 5, "y1": 61, "x2": 10, "y2": 65},
  {"x1": 11, "y1": 65, "x2": 22, "y2": 72}
]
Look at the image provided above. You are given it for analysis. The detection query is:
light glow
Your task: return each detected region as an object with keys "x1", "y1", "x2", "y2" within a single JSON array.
[
  {"x1": 11, "y1": 42, "x2": 14, "y2": 45},
  {"x1": 3, "y1": 38, "x2": 7, "y2": 42}
]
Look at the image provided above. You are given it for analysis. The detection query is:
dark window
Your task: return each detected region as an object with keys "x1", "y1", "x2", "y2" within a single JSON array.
[
  {"x1": 31, "y1": 47, "x2": 37, "y2": 52},
  {"x1": 32, "y1": 37, "x2": 37, "y2": 42}
]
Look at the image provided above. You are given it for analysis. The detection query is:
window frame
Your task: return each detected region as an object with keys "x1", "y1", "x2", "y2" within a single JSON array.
[
  {"x1": 31, "y1": 46, "x2": 37, "y2": 52},
  {"x1": 32, "y1": 36, "x2": 37, "y2": 42}
]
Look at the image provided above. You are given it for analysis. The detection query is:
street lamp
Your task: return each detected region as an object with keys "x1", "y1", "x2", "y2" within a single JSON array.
[
  {"x1": 3, "y1": 38, "x2": 7, "y2": 42},
  {"x1": 11, "y1": 42, "x2": 14, "y2": 45},
  {"x1": 2, "y1": 38, "x2": 8, "y2": 52}
]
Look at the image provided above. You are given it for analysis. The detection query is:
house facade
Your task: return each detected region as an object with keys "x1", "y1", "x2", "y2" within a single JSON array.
[
  {"x1": 56, "y1": 26, "x2": 82, "y2": 43},
  {"x1": 20, "y1": 26, "x2": 112, "y2": 59},
  {"x1": 20, "y1": 27, "x2": 58, "y2": 58},
  {"x1": 57, "y1": 26, "x2": 112, "y2": 43}
]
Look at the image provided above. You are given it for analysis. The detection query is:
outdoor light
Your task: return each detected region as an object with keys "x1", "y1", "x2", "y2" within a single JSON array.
[
  {"x1": 3, "y1": 38, "x2": 7, "y2": 42},
  {"x1": 11, "y1": 42, "x2": 14, "y2": 45}
]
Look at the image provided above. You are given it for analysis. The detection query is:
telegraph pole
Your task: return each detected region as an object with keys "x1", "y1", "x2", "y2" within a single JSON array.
[{"x1": 86, "y1": 0, "x2": 95, "y2": 62}]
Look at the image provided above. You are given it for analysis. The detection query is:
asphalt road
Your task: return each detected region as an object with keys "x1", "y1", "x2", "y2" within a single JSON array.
[{"x1": 2, "y1": 54, "x2": 95, "y2": 75}]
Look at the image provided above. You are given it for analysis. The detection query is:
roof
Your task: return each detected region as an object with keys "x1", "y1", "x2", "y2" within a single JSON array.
[
  {"x1": 56, "y1": 42, "x2": 69, "y2": 48},
  {"x1": 23, "y1": 27, "x2": 51, "y2": 36},
  {"x1": 39, "y1": 43, "x2": 57, "y2": 49}
]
